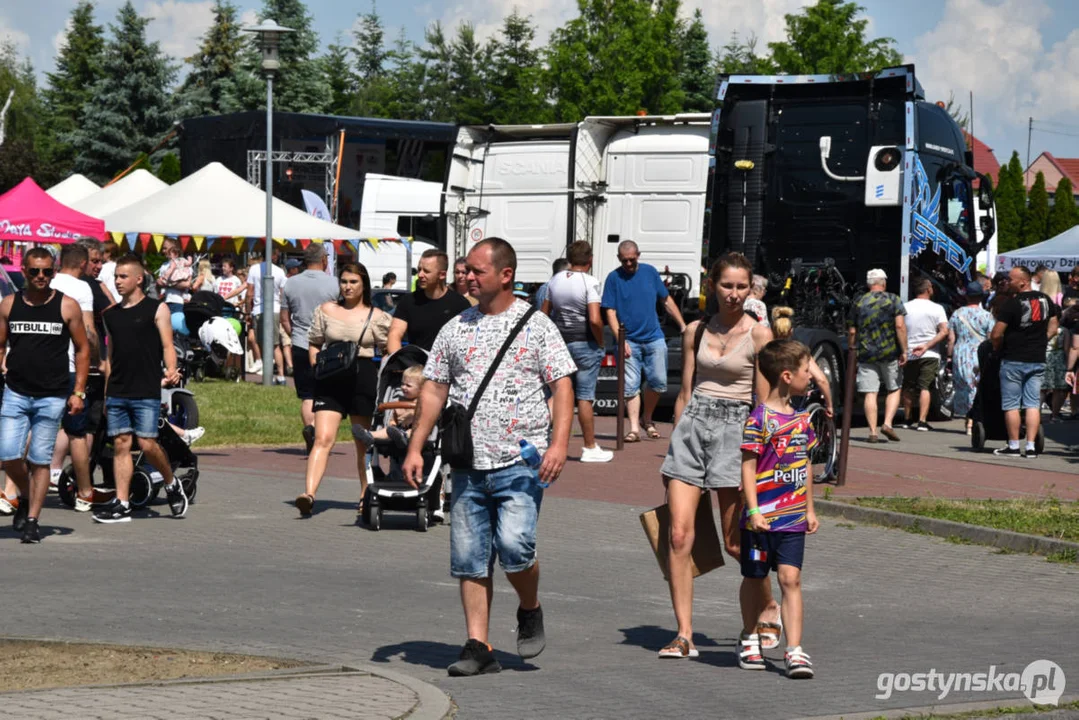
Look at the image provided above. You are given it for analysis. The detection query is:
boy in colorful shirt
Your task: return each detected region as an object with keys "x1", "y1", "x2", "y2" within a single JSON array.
[{"x1": 739, "y1": 338, "x2": 820, "y2": 678}]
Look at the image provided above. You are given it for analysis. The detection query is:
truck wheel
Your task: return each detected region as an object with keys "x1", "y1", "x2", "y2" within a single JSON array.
[
  {"x1": 929, "y1": 363, "x2": 955, "y2": 422},
  {"x1": 813, "y1": 343, "x2": 842, "y2": 410}
]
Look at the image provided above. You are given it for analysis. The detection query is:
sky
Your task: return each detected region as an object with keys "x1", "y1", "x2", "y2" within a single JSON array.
[{"x1": 4, "y1": 0, "x2": 1079, "y2": 172}]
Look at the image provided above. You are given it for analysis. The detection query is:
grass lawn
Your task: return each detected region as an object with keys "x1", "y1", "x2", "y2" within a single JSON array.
[
  {"x1": 843, "y1": 496, "x2": 1079, "y2": 543},
  {"x1": 877, "y1": 700, "x2": 1079, "y2": 719},
  {"x1": 187, "y1": 379, "x2": 352, "y2": 448}
]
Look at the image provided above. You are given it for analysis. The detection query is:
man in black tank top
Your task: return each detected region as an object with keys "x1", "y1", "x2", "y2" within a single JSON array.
[
  {"x1": 0, "y1": 247, "x2": 90, "y2": 543},
  {"x1": 92, "y1": 254, "x2": 189, "y2": 524}
]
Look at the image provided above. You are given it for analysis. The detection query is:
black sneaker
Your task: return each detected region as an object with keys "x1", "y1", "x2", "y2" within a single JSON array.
[
  {"x1": 993, "y1": 446, "x2": 1024, "y2": 458},
  {"x1": 516, "y1": 605, "x2": 546, "y2": 659},
  {"x1": 92, "y1": 498, "x2": 132, "y2": 524},
  {"x1": 21, "y1": 518, "x2": 41, "y2": 544},
  {"x1": 447, "y1": 639, "x2": 502, "y2": 677},
  {"x1": 915, "y1": 422, "x2": 933, "y2": 432},
  {"x1": 165, "y1": 481, "x2": 188, "y2": 518},
  {"x1": 302, "y1": 425, "x2": 315, "y2": 456},
  {"x1": 1025, "y1": 447, "x2": 1038, "y2": 459},
  {"x1": 12, "y1": 497, "x2": 29, "y2": 532}
]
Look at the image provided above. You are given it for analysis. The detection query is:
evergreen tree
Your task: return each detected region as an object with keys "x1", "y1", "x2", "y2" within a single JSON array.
[
  {"x1": 419, "y1": 22, "x2": 454, "y2": 121},
  {"x1": 678, "y1": 9, "x2": 713, "y2": 112},
  {"x1": 1048, "y1": 177, "x2": 1079, "y2": 238},
  {"x1": 176, "y1": 0, "x2": 250, "y2": 117},
  {"x1": 1022, "y1": 171, "x2": 1050, "y2": 248},
  {"x1": 768, "y1": 0, "x2": 902, "y2": 74},
  {"x1": 993, "y1": 154, "x2": 1023, "y2": 253},
  {"x1": 324, "y1": 40, "x2": 357, "y2": 116},
  {"x1": 238, "y1": 0, "x2": 331, "y2": 113},
  {"x1": 157, "y1": 152, "x2": 181, "y2": 183},
  {"x1": 449, "y1": 23, "x2": 490, "y2": 124},
  {"x1": 380, "y1": 31, "x2": 426, "y2": 120},
  {"x1": 546, "y1": 0, "x2": 684, "y2": 121},
  {"x1": 715, "y1": 32, "x2": 774, "y2": 74},
  {"x1": 353, "y1": 1, "x2": 387, "y2": 80},
  {"x1": 487, "y1": 10, "x2": 547, "y2": 124},
  {"x1": 41, "y1": 1, "x2": 105, "y2": 174},
  {"x1": 70, "y1": 1, "x2": 177, "y2": 184}
]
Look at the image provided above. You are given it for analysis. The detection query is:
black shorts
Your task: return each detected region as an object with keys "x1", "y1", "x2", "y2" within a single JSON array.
[
  {"x1": 62, "y1": 373, "x2": 106, "y2": 438},
  {"x1": 292, "y1": 347, "x2": 315, "y2": 400},
  {"x1": 740, "y1": 529, "x2": 805, "y2": 578},
  {"x1": 312, "y1": 358, "x2": 378, "y2": 417}
]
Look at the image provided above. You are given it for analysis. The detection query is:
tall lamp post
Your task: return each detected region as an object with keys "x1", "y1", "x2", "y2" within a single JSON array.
[{"x1": 244, "y1": 19, "x2": 293, "y2": 387}]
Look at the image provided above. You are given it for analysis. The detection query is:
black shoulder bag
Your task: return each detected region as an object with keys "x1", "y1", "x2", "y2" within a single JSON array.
[
  {"x1": 314, "y1": 308, "x2": 374, "y2": 380},
  {"x1": 441, "y1": 306, "x2": 537, "y2": 469}
]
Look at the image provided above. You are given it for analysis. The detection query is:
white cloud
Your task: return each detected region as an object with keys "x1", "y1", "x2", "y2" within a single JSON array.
[
  {"x1": 0, "y1": 14, "x2": 31, "y2": 54},
  {"x1": 686, "y1": 0, "x2": 804, "y2": 48},
  {"x1": 910, "y1": 0, "x2": 1079, "y2": 152},
  {"x1": 142, "y1": 0, "x2": 216, "y2": 60},
  {"x1": 52, "y1": 17, "x2": 72, "y2": 56}
]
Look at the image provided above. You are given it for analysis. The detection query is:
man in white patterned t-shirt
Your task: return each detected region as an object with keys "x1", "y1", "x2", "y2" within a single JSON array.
[{"x1": 403, "y1": 237, "x2": 576, "y2": 678}]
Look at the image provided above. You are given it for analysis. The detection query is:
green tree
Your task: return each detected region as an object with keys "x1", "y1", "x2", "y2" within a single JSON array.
[
  {"x1": 157, "y1": 152, "x2": 181, "y2": 183},
  {"x1": 678, "y1": 9, "x2": 713, "y2": 112},
  {"x1": 239, "y1": 0, "x2": 331, "y2": 113},
  {"x1": 993, "y1": 153, "x2": 1024, "y2": 253},
  {"x1": 353, "y1": 1, "x2": 387, "y2": 80},
  {"x1": 1047, "y1": 176, "x2": 1079, "y2": 238},
  {"x1": 41, "y1": 1, "x2": 105, "y2": 175},
  {"x1": 176, "y1": 0, "x2": 250, "y2": 117},
  {"x1": 70, "y1": 1, "x2": 177, "y2": 184},
  {"x1": 546, "y1": 0, "x2": 683, "y2": 121},
  {"x1": 1022, "y1": 171, "x2": 1050, "y2": 248},
  {"x1": 715, "y1": 32, "x2": 774, "y2": 74},
  {"x1": 486, "y1": 10, "x2": 547, "y2": 124},
  {"x1": 944, "y1": 91, "x2": 969, "y2": 133},
  {"x1": 419, "y1": 22, "x2": 454, "y2": 121},
  {"x1": 324, "y1": 40, "x2": 357, "y2": 116},
  {"x1": 449, "y1": 23, "x2": 490, "y2": 124},
  {"x1": 0, "y1": 43, "x2": 51, "y2": 192},
  {"x1": 380, "y1": 31, "x2": 426, "y2": 119},
  {"x1": 767, "y1": 0, "x2": 902, "y2": 75}
]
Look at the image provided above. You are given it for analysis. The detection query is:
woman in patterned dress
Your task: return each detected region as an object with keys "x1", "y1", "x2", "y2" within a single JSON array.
[{"x1": 947, "y1": 280, "x2": 994, "y2": 433}]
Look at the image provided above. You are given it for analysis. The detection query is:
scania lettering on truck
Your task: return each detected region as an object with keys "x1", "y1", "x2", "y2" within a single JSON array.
[{"x1": 706, "y1": 64, "x2": 996, "y2": 417}]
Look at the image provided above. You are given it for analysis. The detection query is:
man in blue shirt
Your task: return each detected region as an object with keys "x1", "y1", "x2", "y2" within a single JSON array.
[{"x1": 601, "y1": 240, "x2": 686, "y2": 441}]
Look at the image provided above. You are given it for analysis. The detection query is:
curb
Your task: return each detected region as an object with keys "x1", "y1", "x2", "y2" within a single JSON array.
[
  {"x1": 795, "y1": 692, "x2": 1079, "y2": 720},
  {"x1": 817, "y1": 499, "x2": 1079, "y2": 558},
  {"x1": 346, "y1": 661, "x2": 453, "y2": 720}
]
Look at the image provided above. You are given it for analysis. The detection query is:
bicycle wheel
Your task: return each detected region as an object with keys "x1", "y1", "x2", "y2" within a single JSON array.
[{"x1": 806, "y1": 402, "x2": 838, "y2": 482}]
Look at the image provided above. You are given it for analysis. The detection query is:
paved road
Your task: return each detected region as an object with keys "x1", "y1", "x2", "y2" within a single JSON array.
[{"x1": 2, "y1": 460, "x2": 1076, "y2": 719}]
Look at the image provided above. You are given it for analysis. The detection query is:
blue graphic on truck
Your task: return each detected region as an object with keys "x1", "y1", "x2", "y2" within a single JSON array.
[{"x1": 909, "y1": 154, "x2": 973, "y2": 279}]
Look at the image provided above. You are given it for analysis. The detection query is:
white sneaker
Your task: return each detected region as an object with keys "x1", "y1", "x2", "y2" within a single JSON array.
[
  {"x1": 251, "y1": 359, "x2": 263, "y2": 375},
  {"x1": 580, "y1": 445, "x2": 614, "y2": 463},
  {"x1": 49, "y1": 469, "x2": 62, "y2": 492},
  {"x1": 0, "y1": 492, "x2": 17, "y2": 516},
  {"x1": 182, "y1": 427, "x2": 206, "y2": 446}
]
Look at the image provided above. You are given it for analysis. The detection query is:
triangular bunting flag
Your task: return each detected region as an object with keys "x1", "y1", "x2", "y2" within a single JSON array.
[
  {"x1": 126, "y1": 233, "x2": 138, "y2": 250},
  {"x1": 110, "y1": 232, "x2": 124, "y2": 245},
  {"x1": 193, "y1": 236, "x2": 205, "y2": 251},
  {"x1": 286, "y1": 239, "x2": 298, "y2": 247},
  {"x1": 179, "y1": 236, "x2": 190, "y2": 251},
  {"x1": 152, "y1": 234, "x2": 164, "y2": 252},
  {"x1": 368, "y1": 237, "x2": 379, "y2": 250},
  {"x1": 233, "y1": 237, "x2": 244, "y2": 253},
  {"x1": 299, "y1": 239, "x2": 311, "y2": 250},
  {"x1": 247, "y1": 238, "x2": 259, "y2": 252},
  {"x1": 139, "y1": 234, "x2": 152, "y2": 252}
]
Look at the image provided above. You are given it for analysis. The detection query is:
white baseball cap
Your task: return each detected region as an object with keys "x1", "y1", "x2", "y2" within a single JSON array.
[{"x1": 866, "y1": 269, "x2": 888, "y2": 285}]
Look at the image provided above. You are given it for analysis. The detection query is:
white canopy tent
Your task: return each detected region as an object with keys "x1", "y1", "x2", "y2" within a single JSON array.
[
  {"x1": 70, "y1": 169, "x2": 167, "y2": 218},
  {"x1": 46, "y1": 174, "x2": 100, "y2": 205},
  {"x1": 101, "y1": 162, "x2": 371, "y2": 242},
  {"x1": 997, "y1": 226, "x2": 1079, "y2": 275}
]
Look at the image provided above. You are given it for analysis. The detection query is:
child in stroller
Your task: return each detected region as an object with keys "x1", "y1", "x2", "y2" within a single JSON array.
[
  {"x1": 351, "y1": 365, "x2": 422, "y2": 450},
  {"x1": 358, "y1": 345, "x2": 446, "y2": 531}
]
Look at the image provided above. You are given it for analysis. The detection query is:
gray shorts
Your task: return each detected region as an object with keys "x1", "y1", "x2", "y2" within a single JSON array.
[
  {"x1": 857, "y1": 359, "x2": 900, "y2": 393},
  {"x1": 660, "y1": 394, "x2": 751, "y2": 489}
]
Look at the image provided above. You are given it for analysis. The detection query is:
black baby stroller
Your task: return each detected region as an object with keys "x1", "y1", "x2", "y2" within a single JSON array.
[
  {"x1": 58, "y1": 410, "x2": 200, "y2": 510},
  {"x1": 968, "y1": 340, "x2": 1045, "y2": 454},
  {"x1": 182, "y1": 291, "x2": 238, "y2": 381},
  {"x1": 360, "y1": 345, "x2": 445, "y2": 532}
]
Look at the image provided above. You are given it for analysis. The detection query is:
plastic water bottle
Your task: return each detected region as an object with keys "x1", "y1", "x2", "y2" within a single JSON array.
[{"x1": 518, "y1": 439, "x2": 548, "y2": 488}]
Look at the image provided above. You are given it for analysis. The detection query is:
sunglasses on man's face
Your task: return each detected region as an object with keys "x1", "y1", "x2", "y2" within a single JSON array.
[{"x1": 25, "y1": 267, "x2": 55, "y2": 278}]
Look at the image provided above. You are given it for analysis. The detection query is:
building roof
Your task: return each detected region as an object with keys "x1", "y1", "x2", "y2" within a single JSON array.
[
  {"x1": 963, "y1": 131, "x2": 1000, "y2": 187},
  {"x1": 1038, "y1": 152, "x2": 1079, "y2": 193}
]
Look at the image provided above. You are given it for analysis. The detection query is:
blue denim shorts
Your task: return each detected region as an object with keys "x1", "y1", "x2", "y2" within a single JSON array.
[
  {"x1": 0, "y1": 387, "x2": 67, "y2": 466},
  {"x1": 106, "y1": 397, "x2": 161, "y2": 439},
  {"x1": 999, "y1": 360, "x2": 1045, "y2": 411},
  {"x1": 566, "y1": 340, "x2": 604, "y2": 401},
  {"x1": 625, "y1": 337, "x2": 668, "y2": 396},
  {"x1": 450, "y1": 463, "x2": 544, "y2": 578}
]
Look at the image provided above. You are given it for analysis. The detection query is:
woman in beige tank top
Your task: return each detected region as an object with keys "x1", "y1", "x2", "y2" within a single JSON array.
[{"x1": 656, "y1": 253, "x2": 778, "y2": 659}]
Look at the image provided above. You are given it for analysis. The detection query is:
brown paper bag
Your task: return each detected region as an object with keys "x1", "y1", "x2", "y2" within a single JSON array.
[{"x1": 639, "y1": 493, "x2": 726, "y2": 580}]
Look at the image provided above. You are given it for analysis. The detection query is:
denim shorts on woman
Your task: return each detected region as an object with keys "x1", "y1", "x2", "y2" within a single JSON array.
[
  {"x1": 106, "y1": 397, "x2": 161, "y2": 439},
  {"x1": 0, "y1": 387, "x2": 67, "y2": 466},
  {"x1": 661, "y1": 394, "x2": 751, "y2": 489},
  {"x1": 450, "y1": 463, "x2": 544, "y2": 578}
]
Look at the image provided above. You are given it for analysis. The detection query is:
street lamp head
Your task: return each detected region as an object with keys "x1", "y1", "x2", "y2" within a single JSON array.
[{"x1": 243, "y1": 19, "x2": 295, "y2": 73}]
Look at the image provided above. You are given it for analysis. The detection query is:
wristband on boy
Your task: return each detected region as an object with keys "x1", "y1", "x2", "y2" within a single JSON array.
[{"x1": 747, "y1": 507, "x2": 761, "y2": 516}]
